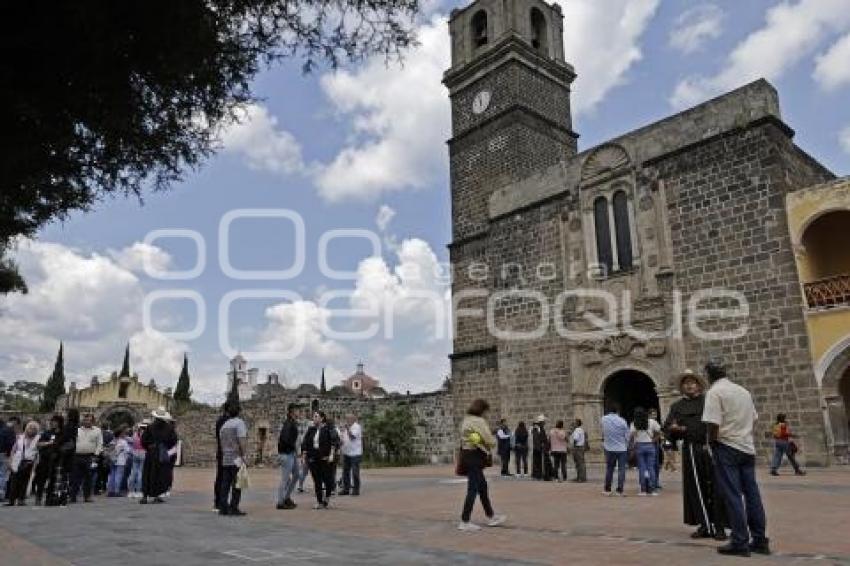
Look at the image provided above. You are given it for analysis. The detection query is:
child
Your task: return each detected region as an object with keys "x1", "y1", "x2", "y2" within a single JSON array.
[
  {"x1": 107, "y1": 427, "x2": 131, "y2": 497},
  {"x1": 6, "y1": 421, "x2": 40, "y2": 506}
]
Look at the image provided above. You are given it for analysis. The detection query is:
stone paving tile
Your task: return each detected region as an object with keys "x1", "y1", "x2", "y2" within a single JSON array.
[{"x1": 2, "y1": 465, "x2": 849, "y2": 566}]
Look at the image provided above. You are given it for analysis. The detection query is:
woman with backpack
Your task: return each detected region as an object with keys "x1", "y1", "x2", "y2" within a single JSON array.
[{"x1": 770, "y1": 414, "x2": 806, "y2": 476}]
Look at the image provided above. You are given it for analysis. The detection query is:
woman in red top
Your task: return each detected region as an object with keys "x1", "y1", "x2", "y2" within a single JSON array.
[{"x1": 770, "y1": 414, "x2": 805, "y2": 476}]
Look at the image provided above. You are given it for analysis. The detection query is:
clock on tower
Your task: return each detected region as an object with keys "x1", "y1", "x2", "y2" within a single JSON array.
[{"x1": 443, "y1": 0, "x2": 578, "y2": 243}]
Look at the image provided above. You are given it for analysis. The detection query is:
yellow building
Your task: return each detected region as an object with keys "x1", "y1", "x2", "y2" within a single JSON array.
[
  {"x1": 56, "y1": 345, "x2": 173, "y2": 429},
  {"x1": 787, "y1": 177, "x2": 850, "y2": 463}
]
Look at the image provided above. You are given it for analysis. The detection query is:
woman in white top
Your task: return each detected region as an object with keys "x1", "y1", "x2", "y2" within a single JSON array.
[
  {"x1": 630, "y1": 407, "x2": 661, "y2": 496},
  {"x1": 6, "y1": 421, "x2": 40, "y2": 506}
]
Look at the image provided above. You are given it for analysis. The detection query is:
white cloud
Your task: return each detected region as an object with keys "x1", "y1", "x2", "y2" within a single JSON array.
[
  {"x1": 0, "y1": 240, "x2": 191, "y2": 393},
  {"x1": 669, "y1": 4, "x2": 724, "y2": 54},
  {"x1": 108, "y1": 242, "x2": 172, "y2": 274},
  {"x1": 671, "y1": 0, "x2": 850, "y2": 109},
  {"x1": 560, "y1": 0, "x2": 661, "y2": 115},
  {"x1": 313, "y1": 16, "x2": 451, "y2": 202},
  {"x1": 814, "y1": 32, "x2": 850, "y2": 91},
  {"x1": 250, "y1": 236, "x2": 449, "y2": 392},
  {"x1": 840, "y1": 125, "x2": 850, "y2": 155},
  {"x1": 220, "y1": 103, "x2": 306, "y2": 175},
  {"x1": 376, "y1": 205, "x2": 396, "y2": 232}
]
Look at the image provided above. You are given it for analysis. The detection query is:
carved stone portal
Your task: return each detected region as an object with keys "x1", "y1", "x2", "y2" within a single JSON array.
[{"x1": 575, "y1": 333, "x2": 667, "y2": 366}]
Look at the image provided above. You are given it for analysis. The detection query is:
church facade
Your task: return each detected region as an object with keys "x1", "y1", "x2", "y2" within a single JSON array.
[{"x1": 446, "y1": 0, "x2": 840, "y2": 464}]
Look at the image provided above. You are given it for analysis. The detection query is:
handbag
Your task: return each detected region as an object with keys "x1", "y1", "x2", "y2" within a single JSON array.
[
  {"x1": 789, "y1": 440, "x2": 799, "y2": 455},
  {"x1": 455, "y1": 448, "x2": 467, "y2": 476}
]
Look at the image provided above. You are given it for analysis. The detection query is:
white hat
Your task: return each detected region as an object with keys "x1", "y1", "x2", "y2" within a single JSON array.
[
  {"x1": 151, "y1": 406, "x2": 173, "y2": 421},
  {"x1": 535, "y1": 414, "x2": 547, "y2": 423},
  {"x1": 140, "y1": 418, "x2": 152, "y2": 427}
]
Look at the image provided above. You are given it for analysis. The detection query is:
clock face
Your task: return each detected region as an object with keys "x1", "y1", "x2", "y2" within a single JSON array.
[{"x1": 472, "y1": 90, "x2": 491, "y2": 114}]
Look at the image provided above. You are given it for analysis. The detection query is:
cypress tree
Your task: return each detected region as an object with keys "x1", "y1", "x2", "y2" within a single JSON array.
[
  {"x1": 173, "y1": 353, "x2": 191, "y2": 403},
  {"x1": 226, "y1": 367, "x2": 241, "y2": 410},
  {"x1": 41, "y1": 342, "x2": 65, "y2": 412},
  {"x1": 119, "y1": 343, "x2": 131, "y2": 377}
]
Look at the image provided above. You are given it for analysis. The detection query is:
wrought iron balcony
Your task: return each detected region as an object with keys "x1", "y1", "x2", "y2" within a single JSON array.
[{"x1": 804, "y1": 273, "x2": 850, "y2": 309}]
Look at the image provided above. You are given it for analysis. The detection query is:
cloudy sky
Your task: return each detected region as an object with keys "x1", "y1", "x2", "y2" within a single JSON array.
[{"x1": 2, "y1": 0, "x2": 849, "y2": 403}]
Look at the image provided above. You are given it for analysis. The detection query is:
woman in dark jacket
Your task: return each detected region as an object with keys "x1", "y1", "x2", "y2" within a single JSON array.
[
  {"x1": 513, "y1": 422, "x2": 529, "y2": 477},
  {"x1": 140, "y1": 408, "x2": 177, "y2": 504},
  {"x1": 32, "y1": 414, "x2": 63, "y2": 505},
  {"x1": 300, "y1": 411, "x2": 336, "y2": 509}
]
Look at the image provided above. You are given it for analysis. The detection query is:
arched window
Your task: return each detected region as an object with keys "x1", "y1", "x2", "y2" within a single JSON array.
[
  {"x1": 613, "y1": 190, "x2": 633, "y2": 270},
  {"x1": 594, "y1": 196, "x2": 613, "y2": 274},
  {"x1": 471, "y1": 10, "x2": 488, "y2": 48},
  {"x1": 530, "y1": 8, "x2": 547, "y2": 52}
]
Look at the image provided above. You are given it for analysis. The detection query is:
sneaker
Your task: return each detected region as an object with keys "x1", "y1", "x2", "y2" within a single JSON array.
[
  {"x1": 650, "y1": 492, "x2": 659, "y2": 497},
  {"x1": 458, "y1": 521, "x2": 481, "y2": 532},
  {"x1": 616, "y1": 492, "x2": 626, "y2": 497},
  {"x1": 602, "y1": 491, "x2": 613, "y2": 496},
  {"x1": 313, "y1": 503, "x2": 323, "y2": 510},
  {"x1": 487, "y1": 514, "x2": 507, "y2": 527},
  {"x1": 769, "y1": 470, "x2": 779, "y2": 476},
  {"x1": 637, "y1": 492, "x2": 647, "y2": 497},
  {"x1": 795, "y1": 470, "x2": 806, "y2": 476},
  {"x1": 276, "y1": 503, "x2": 286, "y2": 510},
  {"x1": 283, "y1": 500, "x2": 297, "y2": 510}
]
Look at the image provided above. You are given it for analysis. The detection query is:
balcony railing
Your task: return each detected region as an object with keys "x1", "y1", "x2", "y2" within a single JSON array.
[{"x1": 804, "y1": 273, "x2": 850, "y2": 309}]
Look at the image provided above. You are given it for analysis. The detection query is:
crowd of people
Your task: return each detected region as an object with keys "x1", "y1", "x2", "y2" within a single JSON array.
[
  {"x1": 1, "y1": 358, "x2": 810, "y2": 559},
  {"x1": 213, "y1": 402, "x2": 365, "y2": 516},
  {"x1": 455, "y1": 358, "x2": 806, "y2": 557},
  {"x1": 0, "y1": 406, "x2": 179, "y2": 507}
]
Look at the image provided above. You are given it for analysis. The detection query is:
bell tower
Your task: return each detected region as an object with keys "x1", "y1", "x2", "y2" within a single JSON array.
[{"x1": 444, "y1": 0, "x2": 578, "y2": 242}]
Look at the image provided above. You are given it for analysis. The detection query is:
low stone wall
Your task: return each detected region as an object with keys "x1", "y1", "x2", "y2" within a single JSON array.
[{"x1": 174, "y1": 391, "x2": 457, "y2": 467}]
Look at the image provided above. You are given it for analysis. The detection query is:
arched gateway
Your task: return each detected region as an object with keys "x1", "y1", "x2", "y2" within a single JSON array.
[{"x1": 603, "y1": 369, "x2": 660, "y2": 423}]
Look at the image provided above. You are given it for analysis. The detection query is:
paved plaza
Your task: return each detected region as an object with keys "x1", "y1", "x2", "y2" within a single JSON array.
[{"x1": 1, "y1": 464, "x2": 849, "y2": 566}]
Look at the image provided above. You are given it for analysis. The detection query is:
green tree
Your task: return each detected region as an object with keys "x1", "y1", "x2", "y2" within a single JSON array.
[
  {"x1": 226, "y1": 367, "x2": 241, "y2": 411},
  {"x1": 0, "y1": 0, "x2": 419, "y2": 294},
  {"x1": 173, "y1": 353, "x2": 192, "y2": 403},
  {"x1": 364, "y1": 406, "x2": 416, "y2": 465},
  {"x1": 41, "y1": 342, "x2": 66, "y2": 412}
]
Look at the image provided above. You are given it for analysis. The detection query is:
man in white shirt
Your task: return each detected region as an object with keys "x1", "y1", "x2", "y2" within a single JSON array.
[
  {"x1": 570, "y1": 419, "x2": 587, "y2": 483},
  {"x1": 702, "y1": 358, "x2": 769, "y2": 557},
  {"x1": 71, "y1": 413, "x2": 102, "y2": 503},
  {"x1": 600, "y1": 404, "x2": 630, "y2": 495},
  {"x1": 340, "y1": 414, "x2": 363, "y2": 496},
  {"x1": 217, "y1": 403, "x2": 247, "y2": 516}
]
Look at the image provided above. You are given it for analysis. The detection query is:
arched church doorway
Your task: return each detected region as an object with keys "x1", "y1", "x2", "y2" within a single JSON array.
[
  {"x1": 603, "y1": 369, "x2": 659, "y2": 423},
  {"x1": 100, "y1": 408, "x2": 136, "y2": 432}
]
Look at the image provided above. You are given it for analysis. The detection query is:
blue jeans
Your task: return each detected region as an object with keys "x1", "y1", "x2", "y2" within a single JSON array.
[
  {"x1": 0, "y1": 453, "x2": 9, "y2": 500},
  {"x1": 107, "y1": 463, "x2": 125, "y2": 495},
  {"x1": 636, "y1": 443, "x2": 657, "y2": 494},
  {"x1": 713, "y1": 443, "x2": 767, "y2": 549},
  {"x1": 128, "y1": 453, "x2": 145, "y2": 493},
  {"x1": 771, "y1": 440, "x2": 801, "y2": 473},
  {"x1": 277, "y1": 452, "x2": 298, "y2": 504},
  {"x1": 604, "y1": 450, "x2": 628, "y2": 493},
  {"x1": 297, "y1": 457, "x2": 308, "y2": 489},
  {"x1": 342, "y1": 455, "x2": 361, "y2": 493}
]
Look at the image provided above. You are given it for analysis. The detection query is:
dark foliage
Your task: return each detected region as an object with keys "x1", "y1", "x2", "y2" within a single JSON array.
[
  {"x1": 174, "y1": 354, "x2": 192, "y2": 403},
  {"x1": 40, "y1": 342, "x2": 66, "y2": 412},
  {"x1": 0, "y1": 0, "x2": 419, "y2": 292}
]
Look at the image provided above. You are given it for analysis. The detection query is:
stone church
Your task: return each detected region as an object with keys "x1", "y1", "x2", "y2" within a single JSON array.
[{"x1": 445, "y1": 0, "x2": 844, "y2": 464}]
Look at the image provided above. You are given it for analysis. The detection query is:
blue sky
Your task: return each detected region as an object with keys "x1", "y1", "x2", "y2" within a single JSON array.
[{"x1": 2, "y1": 0, "x2": 849, "y2": 403}]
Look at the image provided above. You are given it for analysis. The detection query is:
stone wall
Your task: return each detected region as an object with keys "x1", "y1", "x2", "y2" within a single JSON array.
[
  {"x1": 658, "y1": 119, "x2": 834, "y2": 464},
  {"x1": 175, "y1": 391, "x2": 456, "y2": 467}
]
